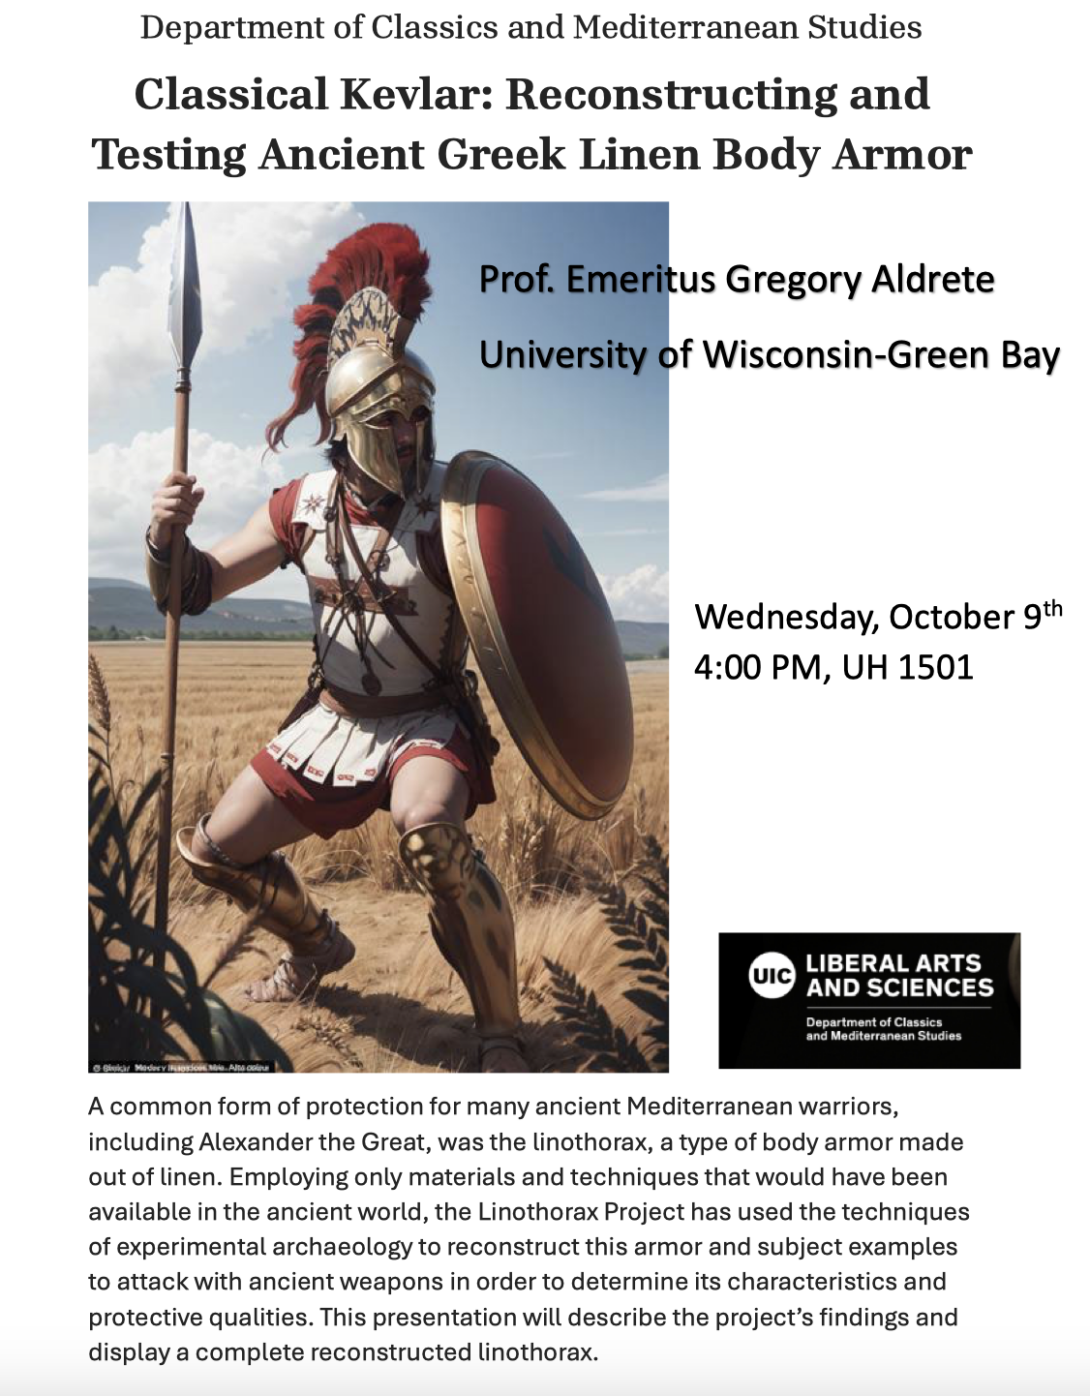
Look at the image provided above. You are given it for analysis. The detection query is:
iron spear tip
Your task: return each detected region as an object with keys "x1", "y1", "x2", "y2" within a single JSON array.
[{"x1": 168, "y1": 202, "x2": 203, "y2": 373}]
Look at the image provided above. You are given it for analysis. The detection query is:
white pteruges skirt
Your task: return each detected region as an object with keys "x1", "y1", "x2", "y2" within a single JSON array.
[{"x1": 264, "y1": 699, "x2": 461, "y2": 789}]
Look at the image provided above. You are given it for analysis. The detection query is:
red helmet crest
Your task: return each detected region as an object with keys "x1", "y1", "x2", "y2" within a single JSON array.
[{"x1": 266, "y1": 224, "x2": 431, "y2": 452}]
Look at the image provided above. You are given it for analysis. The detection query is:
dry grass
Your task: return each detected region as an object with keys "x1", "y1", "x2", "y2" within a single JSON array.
[{"x1": 90, "y1": 643, "x2": 668, "y2": 1073}]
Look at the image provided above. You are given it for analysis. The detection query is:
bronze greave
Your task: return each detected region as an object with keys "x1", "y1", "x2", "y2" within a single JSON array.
[
  {"x1": 399, "y1": 822, "x2": 520, "y2": 1040},
  {"x1": 176, "y1": 817, "x2": 336, "y2": 956}
]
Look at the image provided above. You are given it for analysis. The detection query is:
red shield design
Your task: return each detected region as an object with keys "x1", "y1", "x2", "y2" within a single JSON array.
[{"x1": 442, "y1": 452, "x2": 634, "y2": 819}]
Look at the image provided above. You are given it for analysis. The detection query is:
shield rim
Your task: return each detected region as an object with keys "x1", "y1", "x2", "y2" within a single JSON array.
[{"x1": 441, "y1": 450, "x2": 630, "y2": 821}]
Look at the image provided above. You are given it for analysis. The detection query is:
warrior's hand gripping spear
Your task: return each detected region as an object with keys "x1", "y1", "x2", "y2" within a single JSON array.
[{"x1": 153, "y1": 204, "x2": 203, "y2": 970}]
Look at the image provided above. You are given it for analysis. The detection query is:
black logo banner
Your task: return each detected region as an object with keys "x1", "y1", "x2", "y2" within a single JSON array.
[{"x1": 719, "y1": 933, "x2": 1020, "y2": 1069}]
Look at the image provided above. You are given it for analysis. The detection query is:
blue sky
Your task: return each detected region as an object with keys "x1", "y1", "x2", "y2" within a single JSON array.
[{"x1": 88, "y1": 202, "x2": 669, "y2": 619}]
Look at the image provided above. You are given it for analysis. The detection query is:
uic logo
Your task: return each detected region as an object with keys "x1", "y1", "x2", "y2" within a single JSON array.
[{"x1": 748, "y1": 951, "x2": 797, "y2": 999}]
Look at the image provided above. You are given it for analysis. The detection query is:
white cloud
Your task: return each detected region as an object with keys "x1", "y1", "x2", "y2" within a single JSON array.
[
  {"x1": 89, "y1": 202, "x2": 361, "y2": 413},
  {"x1": 583, "y1": 473, "x2": 669, "y2": 503},
  {"x1": 601, "y1": 564, "x2": 669, "y2": 623},
  {"x1": 88, "y1": 429, "x2": 311, "y2": 594}
]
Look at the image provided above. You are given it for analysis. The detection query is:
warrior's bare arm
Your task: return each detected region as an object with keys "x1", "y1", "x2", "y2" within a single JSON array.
[
  {"x1": 147, "y1": 471, "x2": 285, "y2": 609},
  {"x1": 202, "y1": 501, "x2": 286, "y2": 601}
]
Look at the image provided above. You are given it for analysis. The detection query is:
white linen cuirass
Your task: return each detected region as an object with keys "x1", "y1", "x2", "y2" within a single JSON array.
[
  {"x1": 263, "y1": 462, "x2": 470, "y2": 789},
  {"x1": 293, "y1": 462, "x2": 462, "y2": 697}
]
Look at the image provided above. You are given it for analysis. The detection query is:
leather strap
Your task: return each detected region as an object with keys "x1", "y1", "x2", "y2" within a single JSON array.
[
  {"x1": 320, "y1": 682, "x2": 459, "y2": 719},
  {"x1": 337, "y1": 491, "x2": 450, "y2": 684},
  {"x1": 321, "y1": 480, "x2": 388, "y2": 693},
  {"x1": 337, "y1": 491, "x2": 396, "y2": 606}
]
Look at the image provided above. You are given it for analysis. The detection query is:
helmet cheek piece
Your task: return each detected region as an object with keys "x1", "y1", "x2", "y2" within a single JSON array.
[
  {"x1": 415, "y1": 412, "x2": 435, "y2": 495},
  {"x1": 338, "y1": 414, "x2": 404, "y2": 498},
  {"x1": 336, "y1": 403, "x2": 434, "y2": 500}
]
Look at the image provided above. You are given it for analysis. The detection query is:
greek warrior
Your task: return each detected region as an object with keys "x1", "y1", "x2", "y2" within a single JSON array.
[{"x1": 146, "y1": 223, "x2": 632, "y2": 1073}]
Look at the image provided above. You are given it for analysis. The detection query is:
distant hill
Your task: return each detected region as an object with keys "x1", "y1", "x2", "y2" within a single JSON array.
[
  {"x1": 89, "y1": 580, "x2": 668, "y2": 655},
  {"x1": 613, "y1": 620, "x2": 669, "y2": 657},
  {"x1": 89, "y1": 583, "x2": 313, "y2": 637}
]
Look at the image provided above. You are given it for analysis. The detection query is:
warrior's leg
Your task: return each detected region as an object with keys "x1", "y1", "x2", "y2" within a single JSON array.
[
  {"x1": 391, "y1": 756, "x2": 525, "y2": 1073},
  {"x1": 176, "y1": 767, "x2": 355, "y2": 1003}
]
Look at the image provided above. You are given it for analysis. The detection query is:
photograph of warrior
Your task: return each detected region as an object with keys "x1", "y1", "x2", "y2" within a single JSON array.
[{"x1": 89, "y1": 203, "x2": 668, "y2": 1074}]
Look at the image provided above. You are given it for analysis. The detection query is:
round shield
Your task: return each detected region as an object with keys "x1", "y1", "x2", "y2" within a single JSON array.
[{"x1": 442, "y1": 451, "x2": 634, "y2": 820}]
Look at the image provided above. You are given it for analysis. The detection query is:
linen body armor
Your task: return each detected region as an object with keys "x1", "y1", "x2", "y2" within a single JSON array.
[{"x1": 294, "y1": 464, "x2": 464, "y2": 698}]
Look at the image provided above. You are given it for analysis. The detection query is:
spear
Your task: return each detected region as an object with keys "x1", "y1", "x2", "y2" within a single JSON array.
[{"x1": 153, "y1": 203, "x2": 203, "y2": 988}]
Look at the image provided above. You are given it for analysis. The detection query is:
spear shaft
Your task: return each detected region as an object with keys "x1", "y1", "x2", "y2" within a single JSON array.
[
  {"x1": 153, "y1": 205, "x2": 202, "y2": 998},
  {"x1": 152, "y1": 373, "x2": 190, "y2": 951}
]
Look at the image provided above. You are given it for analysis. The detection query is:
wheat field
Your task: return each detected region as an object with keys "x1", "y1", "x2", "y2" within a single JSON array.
[{"x1": 90, "y1": 643, "x2": 668, "y2": 1073}]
